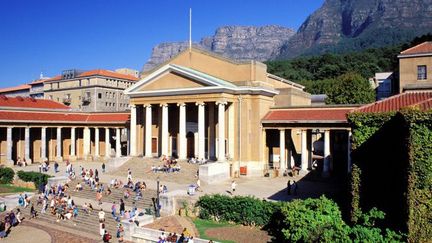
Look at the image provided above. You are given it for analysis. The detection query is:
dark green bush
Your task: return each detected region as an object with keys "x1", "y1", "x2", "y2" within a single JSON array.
[
  {"x1": 17, "y1": 170, "x2": 51, "y2": 188},
  {"x1": 0, "y1": 167, "x2": 15, "y2": 184},
  {"x1": 196, "y1": 194, "x2": 279, "y2": 226}
]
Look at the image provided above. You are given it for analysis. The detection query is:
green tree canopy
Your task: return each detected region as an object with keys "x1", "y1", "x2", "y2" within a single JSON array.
[{"x1": 325, "y1": 72, "x2": 376, "y2": 105}]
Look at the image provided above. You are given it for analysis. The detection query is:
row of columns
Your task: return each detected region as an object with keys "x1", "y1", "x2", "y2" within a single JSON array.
[
  {"x1": 278, "y1": 128, "x2": 352, "y2": 174},
  {"x1": 130, "y1": 101, "x2": 227, "y2": 161},
  {"x1": 4, "y1": 126, "x2": 124, "y2": 164}
]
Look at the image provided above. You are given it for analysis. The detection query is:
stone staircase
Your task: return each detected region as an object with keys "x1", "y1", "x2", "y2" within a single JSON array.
[
  {"x1": 18, "y1": 180, "x2": 158, "y2": 239},
  {"x1": 67, "y1": 180, "x2": 158, "y2": 212},
  {"x1": 19, "y1": 201, "x2": 119, "y2": 238}
]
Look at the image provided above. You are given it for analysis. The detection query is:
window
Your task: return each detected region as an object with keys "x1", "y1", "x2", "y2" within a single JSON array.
[
  {"x1": 98, "y1": 93, "x2": 102, "y2": 99},
  {"x1": 418, "y1": 65, "x2": 427, "y2": 80}
]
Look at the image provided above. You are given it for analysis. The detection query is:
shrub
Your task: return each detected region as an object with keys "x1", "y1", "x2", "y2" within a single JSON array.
[
  {"x1": 0, "y1": 167, "x2": 15, "y2": 184},
  {"x1": 196, "y1": 194, "x2": 279, "y2": 226},
  {"x1": 17, "y1": 170, "x2": 51, "y2": 189}
]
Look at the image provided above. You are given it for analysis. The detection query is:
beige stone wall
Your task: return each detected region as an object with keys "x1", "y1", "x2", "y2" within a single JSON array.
[
  {"x1": 399, "y1": 55, "x2": 432, "y2": 92},
  {"x1": 274, "y1": 88, "x2": 311, "y2": 107}
]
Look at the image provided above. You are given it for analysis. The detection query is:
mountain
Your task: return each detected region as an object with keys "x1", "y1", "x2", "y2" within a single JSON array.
[
  {"x1": 142, "y1": 0, "x2": 432, "y2": 70},
  {"x1": 142, "y1": 25, "x2": 295, "y2": 72},
  {"x1": 278, "y1": 0, "x2": 432, "y2": 58}
]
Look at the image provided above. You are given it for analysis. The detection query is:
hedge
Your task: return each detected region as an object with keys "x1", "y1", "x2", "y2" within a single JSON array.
[
  {"x1": 196, "y1": 194, "x2": 278, "y2": 226},
  {"x1": 0, "y1": 167, "x2": 15, "y2": 184},
  {"x1": 196, "y1": 195, "x2": 404, "y2": 242},
  {"x1": 348, "y1": 110, "x2": 432, "y2": 242},
  {"x1": 17, "y1": 171, "x2": 51, "y2": 189}
]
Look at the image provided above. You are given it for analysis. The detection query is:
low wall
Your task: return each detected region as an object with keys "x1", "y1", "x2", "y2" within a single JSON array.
[
  {"x1": 130, "y1": 226, "x2": 209, "y2": 243},
  {"x1": 199, "y1": 162, "x2": 230, "y2": 184}
]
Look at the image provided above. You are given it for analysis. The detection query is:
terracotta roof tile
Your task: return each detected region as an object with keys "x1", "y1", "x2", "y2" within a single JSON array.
[
  {"x1": 0, "y1": 84, "x2": 31, "y2": 93},
  {"x1": 354, "y1": 92, "x2": 432, "y2": 113},
  {"x1": 262, "y1": 108, "x2": 354, "y2": 123},
  {"x1": 0, "y1": 110, "x2": 129, "y2": 124},
  {"x1": 0, "y1": 96, "x2": 70, "y2": 109},
  {"x1": 400, "y1": 42, "x2": 432, "y2": 55},
  {"x1": 410, "y1": 98, "x2": 432, "y2": 111},
  {"x1": 78, "y1": 69, "x2": 138, "y2": 81}
]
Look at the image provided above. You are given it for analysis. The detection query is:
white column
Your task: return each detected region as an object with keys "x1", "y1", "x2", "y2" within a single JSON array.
[
  {"x1": 217, "y1": 102, "x2": 226, "y2": 161},
  {"x1": 105, "y1": 128, "x2": 111, "y2": 158},
  {"x1": 116, "y1": 128, "x2": 121, "y2": 157},
  {"x1": 24, "y1": 127, "x2": 31, "y2": 163},
  {"x1": 197, "y1": 102, "x2": 205, "y2": 160},
  {"x1": 130, "y1": 105, "x2": 137, "y2": 156},
  {"x1": 95, "y1": 127, "x2": 100, "y2": 157},
  {"x1": 228, "y1": 103, "x2": 235, "y2": 159},
  {"x1": 301, "y1": 129, "x2": 308, "y2": 171},
  {"x1": 83, "y1": 127, "x2": 91, "y2": 158},
  {"x1": 178, "y1": 103, "x2": 187, "y2": 160},
  {"x1": 209, "y1": 103, "x2": 215, "y2": 159},
  {"x1": 347, "y1": 130, "x2": 352, "y2": 173},
  {"x1": 279, "y1": 129, "x2": 286, "y2": 171},
  {"x1": 70, "y1": 127, "x2": 76, "y2": 159},
  {"x1": 161, "y1": 104, "x2": 169, "y2": 156},
  {"x1": 145, "y1": 105, "x2": 152, "y2": 157},
  {"x1": 41, "y1": 127, "x2": 47, "y2": 161},
  {"x1": 323, "y1": 130, "x2": 331, "y2": 176},
  {"x1": 6, "y1": 127, "x2": 13, "y2": 164},
  {"x1": 56, "y1": 127, "x2": 62, "y2": 161}
]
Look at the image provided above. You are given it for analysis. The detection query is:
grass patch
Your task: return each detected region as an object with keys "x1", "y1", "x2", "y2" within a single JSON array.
[
  {"x1": 0, "y1": 184, "x2": 33, "y2": 194},
  {"x1": 193, "y1": 218, "x2": 236, "y2": 243}
]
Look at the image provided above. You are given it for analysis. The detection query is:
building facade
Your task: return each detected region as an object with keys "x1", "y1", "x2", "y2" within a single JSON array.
[
  {"x1": 43, "y1": 69, "x2": 139, "y2": 112},
  {"x1": 0, "y1": 96, "x2": 129, "y2": 165},
  {"x1": 399, "y1": 41, "x2": 432, "y2": 92}
]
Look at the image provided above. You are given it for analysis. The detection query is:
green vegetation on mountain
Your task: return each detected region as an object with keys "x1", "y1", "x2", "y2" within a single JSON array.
[{"x1": 267, "y1": 34, "x2": 432, "y2": 104}]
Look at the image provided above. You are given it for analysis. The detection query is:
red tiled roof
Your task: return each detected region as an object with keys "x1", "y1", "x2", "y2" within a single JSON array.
[
  {"x1": 410, "y1": 98, "x2": 432, "y2": 111},
  {"x1": 0, "y1": 84, "x2": 30, "y2": 93},
  {"x1": 0, "y1": 96, "x2": 70, "y2": 109},
  {"x1": 400, "y1": 42, "x2": 432, "y2": 55},
  {"x1": 262, "y1": 107, "x2": 354, "y2": 123},
  {"x1": 354, "y1": 92, "x2": 432, "y2": 113},
  {"x1": 78, "y1": 69, "x2": 138, "y2": 81},
  {"x1": 0, "y1": 111, "x2": 129, "y2": 124}
]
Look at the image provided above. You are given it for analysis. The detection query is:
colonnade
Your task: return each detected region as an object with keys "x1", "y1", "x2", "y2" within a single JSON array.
[
  {"x1": 1, "y1": 126, "x2": 126, "y2": 164},
  {"x1": 130, "y1": 101, "x2": 230, "y2": 161},
  {"x1": 266, "y1": 128, "x2": 352, "y2": 176}
]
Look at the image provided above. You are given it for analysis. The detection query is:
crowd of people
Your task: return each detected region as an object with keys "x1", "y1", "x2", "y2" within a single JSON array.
[
  {"x1": 151, "y1": 156, "x2": 181, "y2": 173},
  {"x1": 0, "y1": 209, "x2": 22, "y2": 238}
]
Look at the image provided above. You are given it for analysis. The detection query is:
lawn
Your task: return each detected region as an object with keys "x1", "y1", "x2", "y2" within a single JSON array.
[
  {"x1": 0, "y1": 184, "x2": 33, "y2": 194},
  {"x1": 193, "y1": 218, "x2": 236, "y2": 243}
]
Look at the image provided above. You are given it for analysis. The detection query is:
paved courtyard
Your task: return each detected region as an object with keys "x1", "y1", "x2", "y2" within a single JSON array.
[{"x1": 16, "y1": 157, "x2": 344, "y2": 201}]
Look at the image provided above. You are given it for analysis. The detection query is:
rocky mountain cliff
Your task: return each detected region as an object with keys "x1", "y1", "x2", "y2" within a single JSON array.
[
  {"x1": 142, "y1": 25, "x2": 295, "y2": 72},
  {"x1": 142, "y1": 0, "x2": 432, "y2": 70},
  {"x1": 279, "y1": 0, "x2": 432, "y2": 58}
]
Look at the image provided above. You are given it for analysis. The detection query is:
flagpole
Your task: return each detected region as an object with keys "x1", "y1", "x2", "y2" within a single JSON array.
[{"x1": 189, "y1": 8, "x2": 192, "y2": 52}]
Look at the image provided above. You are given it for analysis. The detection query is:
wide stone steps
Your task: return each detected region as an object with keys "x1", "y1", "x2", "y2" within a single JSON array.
[
  {"x1": 67, "y1": 181, "x2": 157, "y2": 211},
  {"x1": 19, "y1": 203, "x2": 119, "y2": 237}
]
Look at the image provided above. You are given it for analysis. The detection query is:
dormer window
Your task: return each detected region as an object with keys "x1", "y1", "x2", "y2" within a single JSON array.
[{"x1": 417, "y1": 65, "x2": 427, "y2": 80}]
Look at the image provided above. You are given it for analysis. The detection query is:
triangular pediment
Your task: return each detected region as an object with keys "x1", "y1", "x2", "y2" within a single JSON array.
[
  {"x1": 136, "y1": 70, "x2": 211, "y2": 92},
  {"x1": 125, "y1": 64, "x2": 237, "y2": 95}
]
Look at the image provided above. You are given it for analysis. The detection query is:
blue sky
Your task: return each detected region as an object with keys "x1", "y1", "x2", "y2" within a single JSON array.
[{"x1": 0, "y1": 0, "x2": 324, "y2": 88}]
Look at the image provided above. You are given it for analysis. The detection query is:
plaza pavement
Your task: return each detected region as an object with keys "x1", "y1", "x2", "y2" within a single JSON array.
[{"x1": 15, "y1": 157, "x2": 343, "y2": 202}]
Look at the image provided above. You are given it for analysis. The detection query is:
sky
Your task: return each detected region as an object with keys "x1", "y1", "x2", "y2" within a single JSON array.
[{"x1": 0, "y1": 0, "x2": 324, "y2": 88}]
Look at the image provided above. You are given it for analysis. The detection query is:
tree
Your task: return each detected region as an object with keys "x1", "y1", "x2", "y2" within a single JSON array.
[{"x1": 325, "y1": 72, "x2": 376, "y2": 105}]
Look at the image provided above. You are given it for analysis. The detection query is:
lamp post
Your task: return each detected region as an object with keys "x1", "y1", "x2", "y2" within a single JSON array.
[{"x1": 156, "y1": 176, "x2": 160, "y2": 217}]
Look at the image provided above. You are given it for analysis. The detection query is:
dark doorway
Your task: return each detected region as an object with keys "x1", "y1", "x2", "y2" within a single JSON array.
[{"x1": 186, "y1": 132, "x2": 194, "y2": 158}]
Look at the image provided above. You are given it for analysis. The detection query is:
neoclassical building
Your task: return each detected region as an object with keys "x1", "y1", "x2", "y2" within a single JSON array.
[
  {"x1": 124, "y1": 48, "x2": 355, "y2": 180},
  {"x1": 0, "y1": 96, "x2": 129, "y2": 165}
]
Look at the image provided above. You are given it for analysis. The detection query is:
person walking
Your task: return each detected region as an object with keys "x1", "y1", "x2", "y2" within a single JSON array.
[
  {"x1": 54, "y1": 161, "x2": 59, "y2": 173},
  {"x1": 119, "y1": 199, "x2": 125, "y2": 217},
  {"x1": 293, "y1": 181, "x2": 298, "y2": 195},
  {"x1": 102, "y1": 163, "x2": 106, "y2": 173},
  {"x1": 287, "y1": 180, "x2": 292, "y2": 195},
  {"x1": 231, "y1": 180, "x2": 237, "y2": 194}
]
